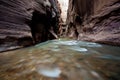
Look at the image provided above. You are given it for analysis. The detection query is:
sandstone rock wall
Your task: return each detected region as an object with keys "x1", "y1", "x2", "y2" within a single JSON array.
[
  {"x1": 67, "y1": 0, "x2": 120, "y2": 46},
  {"x1": 0, "y1": 0, "x2": 60, "y2": 51}
]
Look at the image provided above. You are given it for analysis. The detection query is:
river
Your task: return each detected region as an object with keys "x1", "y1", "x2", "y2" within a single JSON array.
[{"x1": 0, "y1": 39, "x2": 120, "y2": 80}]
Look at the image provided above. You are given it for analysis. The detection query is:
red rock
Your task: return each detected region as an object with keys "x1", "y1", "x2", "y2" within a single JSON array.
[
  {"x1": 0, "y1": 0, "x2": 61, "y2": 52},
  {"x1": 67, "y1": 0, "x2": 120, "y2": 46}
]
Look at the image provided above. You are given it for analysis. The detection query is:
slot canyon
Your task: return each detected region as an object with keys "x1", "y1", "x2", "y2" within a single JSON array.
[{"x1": 0, "y1": 0, "x2": 120, "y2": 80}]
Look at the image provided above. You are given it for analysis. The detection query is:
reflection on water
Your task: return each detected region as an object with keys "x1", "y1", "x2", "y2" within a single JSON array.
[
  {"x1": 77, "y1": 41, "x2": 102, "y2": 47},
  {"x1": 37, "y1": 65, "x2": 61, "y2": 78},
  {"x1": 97, "y1": 55, "x2": 120, "y2": 60},
  {"x1": 54, "y1": 40, "x2": 78, "y2": 45},
  {"x1": 69, "y1": 46, "x2": 88, "y2": 52},
  {"x1": 0, "y1": 39, "x2": 120, "y2": 80}
]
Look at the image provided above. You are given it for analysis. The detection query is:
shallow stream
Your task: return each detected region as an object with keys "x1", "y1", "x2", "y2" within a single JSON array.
[{"x1": 0, "y1": 39, "x2": 120, "y2": 80}]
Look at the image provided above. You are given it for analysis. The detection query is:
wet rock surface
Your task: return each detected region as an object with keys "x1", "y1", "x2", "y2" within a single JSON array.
[
  {"x1": 66, "y1": 0, "x2": 120, "y2": 46},
  {"x1": 0, "y1": 39, "x2": 120, "y2": 80}
]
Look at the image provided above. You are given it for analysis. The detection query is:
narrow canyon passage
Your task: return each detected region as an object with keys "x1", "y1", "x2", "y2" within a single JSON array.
[
  {"x1": 0, "y1": 0, "x2": 120, "y2": 80},
  {"x1": 58, "y1": 0, "x2": 69, "y2": 23},
  {"x1": 57, "y1": 0, "x2": 69, "y2": 37}
]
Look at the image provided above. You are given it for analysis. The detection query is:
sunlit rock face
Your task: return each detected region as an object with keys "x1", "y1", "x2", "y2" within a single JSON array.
[
  {"x1": 66, "y1": 0, "x2": 120, "y2": 46},
  {"x1": 0, "y1": 0, "x2": 60, "y2": 52},
  {"x1": 58, "y1": 0, "x2": 69, "y2": 23}
]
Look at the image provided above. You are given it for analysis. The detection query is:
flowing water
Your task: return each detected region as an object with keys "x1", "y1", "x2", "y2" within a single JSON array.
[{"x1": 0, "y1": 39, "x2": 120, "y2": 80}]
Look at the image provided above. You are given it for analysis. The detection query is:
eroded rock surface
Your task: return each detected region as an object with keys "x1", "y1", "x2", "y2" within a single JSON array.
[
  {"x1": 0, "y1": 0, "x2": 61, "y2": 51},
  {"x1": 67, "y1": 0, "x2": 120, "y2": 46}
]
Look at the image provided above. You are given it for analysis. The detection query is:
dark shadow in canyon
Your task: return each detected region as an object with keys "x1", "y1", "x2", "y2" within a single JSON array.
[{"x1": 28, "y1": 7, "x2": 60, "y2": 44}]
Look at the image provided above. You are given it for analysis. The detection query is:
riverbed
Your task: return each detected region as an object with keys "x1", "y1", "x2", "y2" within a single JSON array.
[{"x1": 0, "y1": 39, "x2": 120, "y2": 80}]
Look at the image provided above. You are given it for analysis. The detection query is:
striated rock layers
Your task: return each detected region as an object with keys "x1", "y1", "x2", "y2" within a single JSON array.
[
  {"x1": 0, "y1": 0, "x2": 60, "y2": 51},
  {"x1": 67, "y1": 0, "x2": 120, "y2": 46}
]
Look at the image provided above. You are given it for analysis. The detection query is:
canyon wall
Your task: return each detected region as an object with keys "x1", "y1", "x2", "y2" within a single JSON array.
[
  {"x1": 67, "y1": 0, "x2": 120, "y2": 46},
  {"x1": 0, "y1": 0, "x2": 60, "y2": 51}
]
